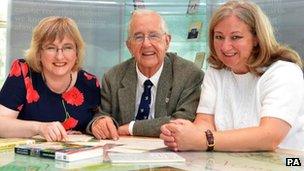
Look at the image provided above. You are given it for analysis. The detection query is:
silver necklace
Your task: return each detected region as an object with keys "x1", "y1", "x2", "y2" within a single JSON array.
[
  {"x1": 42, "y1": 72, "x2": 73, "y2": 121},
  {"x1": 42, "y1": 72, "x2": 72, "y2": 94}
]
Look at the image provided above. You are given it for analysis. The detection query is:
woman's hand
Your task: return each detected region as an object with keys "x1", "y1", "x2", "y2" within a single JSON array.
[
  {"x1": 38, "y1": 121, "x2": 68, "y2": 142},
  {"x1": 160, "y1": 119, "x2": 206, "y2": 151},
  {"x1": 160, "y1": 123, "x2": 178, "y2": 151}
]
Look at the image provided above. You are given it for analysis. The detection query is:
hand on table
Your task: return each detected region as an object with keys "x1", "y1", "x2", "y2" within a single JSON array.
[
  {"x1": 118, "y1": 123, "x2": 130, "y2": 136},
  {"x1": 91, "y1": 116, "x2": 119, "y2": 140},
  {"x1": 38, "y1": 121, "x2": 68, "y2": 142},
  {"x1": 160, "y1": 119, "x2": 205, "y2": 151}
]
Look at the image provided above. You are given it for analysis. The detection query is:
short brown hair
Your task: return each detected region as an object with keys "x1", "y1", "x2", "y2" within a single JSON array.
[
  {"x1": 208, "y1": 0, "x2": 302, "y2": 75},
  {"x1": 25, "y1": 16, "x2": 85, "y2": 72}
]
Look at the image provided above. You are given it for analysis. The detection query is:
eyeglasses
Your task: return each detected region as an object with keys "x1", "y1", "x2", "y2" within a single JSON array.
[
  {"x1": 42, "y1": 45, "x2": 76, "y2": 56},
  {"x1": 131, "y1": 32, "x2": 165, "y2": 43}
]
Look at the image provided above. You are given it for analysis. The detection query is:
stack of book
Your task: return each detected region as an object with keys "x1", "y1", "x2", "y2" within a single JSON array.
[{"x1": 15, "y1": 142, "x2": 103, "y2": 162}]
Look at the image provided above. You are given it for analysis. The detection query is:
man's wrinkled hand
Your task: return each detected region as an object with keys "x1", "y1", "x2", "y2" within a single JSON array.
[{"x1": 91, "y1": 116, "x2": 119, "y2": 140}]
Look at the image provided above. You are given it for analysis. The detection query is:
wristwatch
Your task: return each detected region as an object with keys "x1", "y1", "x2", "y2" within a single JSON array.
[{"x1": 205, "y1": 129, "x2": 215, "y2": 151}]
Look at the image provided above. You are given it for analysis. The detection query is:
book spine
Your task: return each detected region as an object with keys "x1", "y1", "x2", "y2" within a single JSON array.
[
  {"x1": 55, "y1": 152, "x2": 67, "y2": 161},
  {"x1": 15, "y1": 147, "x2": 31, "y2": 155},
  {"x1": 40, "y1": 150, "x2": 55, "y2": 159}
]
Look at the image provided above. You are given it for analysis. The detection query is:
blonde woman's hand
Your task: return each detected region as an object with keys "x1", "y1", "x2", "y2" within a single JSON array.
[
  {"x1": 162, "y1": 121, "x2": 205, "y2": 151},
  {"x1": 38, "y1": 121, "x2": 68, "y2": 142},
  {"x1": 160, "y1": 123, "x2": 178, "y2": 151}
]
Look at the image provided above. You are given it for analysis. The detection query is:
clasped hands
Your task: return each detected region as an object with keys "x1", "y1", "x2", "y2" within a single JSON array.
[
  {"x1": 160, "y1": 119, "x2": 212, "y2": 151},
  {"x1": 91, "y1": 116, "x2": 130, "y2": 140}
]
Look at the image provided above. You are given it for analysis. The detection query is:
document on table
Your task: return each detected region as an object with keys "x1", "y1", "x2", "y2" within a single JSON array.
[
  {"x1": 73, "y1": 136, "x2": 166, "y2": 153},
  {"x1": 108, "y1": 152, "x2": 185, "y2": 163},
  {"x1": 32, "y1": 134, "x2": 94, "y2": 142},
  {"x1": 107, "y1": 137, "x2": 166, "y2": 153}
]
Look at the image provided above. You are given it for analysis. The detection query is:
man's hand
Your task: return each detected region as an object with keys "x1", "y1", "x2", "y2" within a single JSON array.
[
  {"x1": 118, "y1": 123, "x2": 130, "y2": 136},
  {"x1": 91, "y1": 116, "x2": 119, "y2": 140}
]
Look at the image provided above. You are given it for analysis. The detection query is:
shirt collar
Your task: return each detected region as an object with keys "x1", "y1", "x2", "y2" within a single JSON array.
[{"x1": 136, "y1": 63, "x2": 164, "y2": 88}]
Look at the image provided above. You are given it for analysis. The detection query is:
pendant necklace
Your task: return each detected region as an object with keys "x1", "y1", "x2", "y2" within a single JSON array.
[
  {"x1": 42, "y1": 72, "x2": 72, "y2": 94},
  {"x1": 42, "y1": 72, "x2": 77, "y2": 130}
]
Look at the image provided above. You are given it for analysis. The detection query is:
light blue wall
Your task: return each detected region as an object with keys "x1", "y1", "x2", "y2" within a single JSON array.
[
  {"x1": 208, "y1": 0, "x2": 304, "y2": 60},
  {"x1": 7, "y1": 0, "x2": 207, "y2": 80},
  {"x1": 6, "y1": 0, "x2": 304, "y2": 82}
]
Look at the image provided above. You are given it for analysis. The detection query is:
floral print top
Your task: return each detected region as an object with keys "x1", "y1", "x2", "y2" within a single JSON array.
[{"x1": 0, "y1": 59, "x2": 101, "y2": 132}]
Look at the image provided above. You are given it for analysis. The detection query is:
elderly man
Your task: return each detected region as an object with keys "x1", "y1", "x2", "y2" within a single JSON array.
[{"x1": 88, "y1": 9, "x2": 204, "y2": 139}]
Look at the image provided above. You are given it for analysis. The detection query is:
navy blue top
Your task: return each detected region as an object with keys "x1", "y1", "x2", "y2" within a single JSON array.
[{"x1": 0, "y1": 59, "x2": 101, "y2": 132}]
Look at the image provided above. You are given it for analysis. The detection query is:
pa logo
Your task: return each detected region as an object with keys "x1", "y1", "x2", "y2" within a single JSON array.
[{"x1": 286, "y1": 158, "x2": 301, "y2": 166}]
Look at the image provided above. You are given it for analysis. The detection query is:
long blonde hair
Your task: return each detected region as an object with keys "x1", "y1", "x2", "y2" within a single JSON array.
[{"x1": 208, "y1": 0, "x2": 302, "y2": 75}]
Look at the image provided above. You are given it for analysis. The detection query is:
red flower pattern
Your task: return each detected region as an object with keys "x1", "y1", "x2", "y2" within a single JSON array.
[
  {"x1": 17, "y1": 104, "x2": 23, "y2": 111},
  {"x1": 24, "y1": 77, "x2": 40, "y2": 103},
  {"x1": 20, "y1": 62, "x2": 29, "y2": 78},
  {"x1": 9, "y1": 60, "x2": 21, "y2": 77},
  {"x1": 84, "y1": 72, "x2": 100, "y2": 88},
  {"x1": 9, "y1": 60, "x2": 39, "y2": 103},
  {"x1": 62, "y1": 87, "x2": 84, "y2": 106},
  {"x1": 96, "y1": 79, "x2": 100, "y2": 88},
  {"x1": 84, "y1": 72, "x2": 93, "y2": 80},
  {"x1": 62, "y1": 116, "x2": 78, "y2": 130}
]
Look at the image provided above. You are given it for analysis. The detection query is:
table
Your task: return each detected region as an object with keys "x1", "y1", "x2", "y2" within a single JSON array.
[{"x1": 0, "y1": 139, "x2": 303, "y2": 171}]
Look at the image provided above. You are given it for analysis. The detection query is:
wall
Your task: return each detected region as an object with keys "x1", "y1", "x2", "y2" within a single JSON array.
[
  {"x1": 6, "y1": 0, "x2": 208, "y2": 82},
  {"x1": 208, "y1": 0, "x2": 304, "y2": 60},
  {"x1": 3, "y1": 0, "x2": 304, "y2": 88}
]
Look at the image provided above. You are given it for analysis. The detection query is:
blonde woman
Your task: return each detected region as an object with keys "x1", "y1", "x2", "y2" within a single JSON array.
[
  {"x1": 0, "y1": 16, "x2": 101, "y2": 141},
  {"x1": 161, "y1": 0, "x2": 304, "y2": 152}
]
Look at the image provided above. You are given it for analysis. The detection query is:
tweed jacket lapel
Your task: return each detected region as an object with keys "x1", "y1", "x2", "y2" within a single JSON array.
[
  {"x1": 155, "y1": 56, "x2": 172, "y2": 118},
  {"x1": 118, "y1": 60, "x2": 137, "y2": 123}
]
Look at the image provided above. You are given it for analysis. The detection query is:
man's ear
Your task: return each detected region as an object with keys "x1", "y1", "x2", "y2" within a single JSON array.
[
  {"x1": 126, "y1": 40, "x2": 132, "y2": 54},
  {"x1": 165, "y1": 34, "x2": 171, "y2": 50}
]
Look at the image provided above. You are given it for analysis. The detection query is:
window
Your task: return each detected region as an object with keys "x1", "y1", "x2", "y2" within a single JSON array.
[{"x1": 0, "y1": 0, "x2": 8, "y2": 88}]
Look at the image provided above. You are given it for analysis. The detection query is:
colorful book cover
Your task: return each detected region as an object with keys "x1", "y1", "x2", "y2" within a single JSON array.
[
  {"x1": 40, "y1": 143, "x2": 89, "y2": 159},
  {"x1": 0, "y1": 138, "x2": 35, "y2": 151},
  {"x1": 187, "y1": 0, "x2": 200, "y2": 14},
  {"x1": 133, "y1": 0, "x2": 145, "y2": 10},
  {"x1": 187, "y1": 21, "x2": 202, "y2": 40}
]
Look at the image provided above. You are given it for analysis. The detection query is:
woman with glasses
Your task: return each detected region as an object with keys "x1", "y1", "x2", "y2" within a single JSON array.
[
  {"x1": 161, "y1": 0, "x2": 304, "y2": 152},
  {"x1": 0, "y1": 16, "x2": 101, "y2": 141}
]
